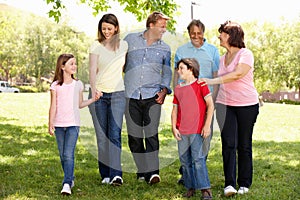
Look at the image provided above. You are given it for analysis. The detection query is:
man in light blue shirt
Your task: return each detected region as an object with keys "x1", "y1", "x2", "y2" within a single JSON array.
[
  {"x1": 124, "y1": 11, "x2": 172, "y2": 185},
  {"x1": 173, "y1": 19, "x2": 220, "y2": 187}
]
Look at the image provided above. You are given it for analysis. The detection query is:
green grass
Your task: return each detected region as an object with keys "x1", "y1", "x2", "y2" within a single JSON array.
[{"x1": 0, "y1": 93, "x2": 299, "y2": 199}]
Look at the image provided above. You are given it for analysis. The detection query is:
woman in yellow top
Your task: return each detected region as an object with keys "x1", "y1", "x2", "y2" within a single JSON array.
[{"x1": 88, "y1": 13, "x2": 128, "y2": 186}]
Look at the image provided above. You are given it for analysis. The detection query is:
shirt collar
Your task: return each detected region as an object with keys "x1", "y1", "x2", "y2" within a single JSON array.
[
  {"x1": 139, "y1": 30, "x2": 163, "y2": 45},
  {"x1": 187, "y1": 38, "x2": 207, "y2": 49}
]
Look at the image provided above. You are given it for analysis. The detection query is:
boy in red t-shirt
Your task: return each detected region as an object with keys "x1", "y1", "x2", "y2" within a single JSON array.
[{"x1": 171, "y1": 58, "x2": 214, "y2": 199}]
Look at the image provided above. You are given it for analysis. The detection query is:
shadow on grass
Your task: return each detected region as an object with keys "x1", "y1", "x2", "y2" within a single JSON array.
[{"x1": 0, "y1": 123, "x2": 299, "y2": 199}]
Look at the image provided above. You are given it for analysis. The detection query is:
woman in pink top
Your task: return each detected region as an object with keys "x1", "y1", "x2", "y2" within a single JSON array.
[
  {"x1": 201, "y1": 21, "x2": 259, "y2": 197},
  {"x1": 48, "y1": 54, "x2": 98, "y2": 195}
]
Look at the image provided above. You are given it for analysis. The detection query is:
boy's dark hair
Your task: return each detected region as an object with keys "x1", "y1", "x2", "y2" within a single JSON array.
[{"x1": 176, "y1": 58, "x2": 199, "y2": 78}]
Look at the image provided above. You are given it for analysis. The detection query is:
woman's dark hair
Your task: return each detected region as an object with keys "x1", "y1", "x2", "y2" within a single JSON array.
[
  {"x1": 218, "y1": 20, "x2": 245, "y2": 48},
  {"x1": 187, "y1": 19, "x2": 205, "y2": 33},
  {"x1": 176, "y1": 58, "x2": 199, "y2": 78},
  {"x1": 53, "y1": 54, "x2": 75, "y2": 86},
  {"x1": 97, "y1": 13, "x2": 120, "y2": 51}
]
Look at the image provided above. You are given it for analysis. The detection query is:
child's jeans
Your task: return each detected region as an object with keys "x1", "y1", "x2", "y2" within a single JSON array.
[
  {"x1": 178, "y1": 133, "x2": 211, "y2": 190},
  {"x1": 55, "y1": 126, "x2": 79, "y2": 186}
]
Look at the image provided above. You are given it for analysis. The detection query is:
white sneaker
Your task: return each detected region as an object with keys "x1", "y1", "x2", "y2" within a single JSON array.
[
  {"x1": 238, "y1": 187, "x2": 249, "y2": 194},
  {"x1": 101, "y1": 177, "x2": 110, "y2": 184},
  {"x1": 224, "y1": 185, "x2": 237, "y2": 197},
  {"x1": 149, "y1": 174, "x2": 160, "y2": 185},
  {"x1": 61, "y1": 183, "x2": 71, "y2": 195},
  {"x1": 110, "y1": 176, "x2": 123, "y2": 186},
  {"x1": 71, "y1": 180, "x2": 75, "y2": 188}
]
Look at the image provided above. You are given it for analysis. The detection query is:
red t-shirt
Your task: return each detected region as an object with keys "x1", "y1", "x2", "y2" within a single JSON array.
[{"x1": 173, "y1": 81, "x2": 211, "y2": 135}]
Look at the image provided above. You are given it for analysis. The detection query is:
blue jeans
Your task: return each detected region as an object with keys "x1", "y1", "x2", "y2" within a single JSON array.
[
  {"x1": 55, "y1": 126, "x2": 79, "y2": 186},
  {"x1": 93, "y1": 91, "x2": 125, "y2": 179},
  {"x1": 178, "y1": 114, "x2": 214, "y2": 180},
  {"x1": 178, "y1": 134, "x2": 211, "y2": 190}
]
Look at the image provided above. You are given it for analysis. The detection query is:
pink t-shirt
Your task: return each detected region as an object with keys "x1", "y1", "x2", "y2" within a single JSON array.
[
  {"x1": 50, "y1": 80, "x2": 83, "y2": 127},
  {"x1": 173, "y1": 81, "x2": 211, "y2": 135},
  {"x1": 216, "y1": 48, "x2": 259, "y2": 106}
]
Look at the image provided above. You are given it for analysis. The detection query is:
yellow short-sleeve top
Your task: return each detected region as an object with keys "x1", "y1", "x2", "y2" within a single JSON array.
[{"x1": 89, "y1": 40, "x2": 128, "y2": 93}]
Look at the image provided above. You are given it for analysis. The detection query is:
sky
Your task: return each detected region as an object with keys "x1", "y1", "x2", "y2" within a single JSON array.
[{"x1": 1, "y1": 0, "x2": 300, "y2": 37}]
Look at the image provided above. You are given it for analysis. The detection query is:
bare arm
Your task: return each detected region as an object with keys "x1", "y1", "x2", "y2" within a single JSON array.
[
  {"x1": 212, "y1": 71, "x2": 219, "y2": 102},
  {"x1": 79, "y1": 89, "x2": 96, "y2": 109},
  {"x1": 202, "y1": 63, "x2": 251, "y2": 85},
  {"x1": 173, "y1": 70, "x2": 179, "y2": 90},
  {"x1": 171, "y1": 105, "x2": 182, "y2": 141},
  {"x1": 48, "y1": 90, "x2": 56, "y2": 136},
  {"x1": 201, "y1": 95, "x2": 214, "y2": 139},
  {"x1": 89, "y1": 53, "x2": 102, "y2": 99}
]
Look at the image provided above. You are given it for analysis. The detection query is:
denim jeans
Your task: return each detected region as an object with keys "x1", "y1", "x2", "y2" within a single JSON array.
[
  {"x1": 216, "y1": 103, "x2": 259, "y2": 188},
  {"x1": 178, "y1": 134, "x2": 211, "y2": 190},
  {"x1": 55, "y1": 126, "x2": 79, "y2": 187},
  {"x1": 125, "y1": 97, "x2": 161, "y2": 182},
  {"x1": 92, "y1": 91, "x2": 125, "y2": 179},
  {"x1": 178, "y1": 113, "x2": 214, "y2": 179}
]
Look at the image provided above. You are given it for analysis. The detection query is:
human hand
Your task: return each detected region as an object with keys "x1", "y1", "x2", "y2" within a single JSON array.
[
  {"x1": 201, "y1": 126, "x2": 211, "y2": 139},
  {"x1": 93, "y1": 90, "x2": 103, "y2": 101},
  {"x1": 173, "y1": 128, "x2": 182, "y2": 141},
  {"x1": 48, "y1": 125, "x2": 55, "y2": 136},
  {"x1": 197, "y1": 78, "x2": 208, "y2": 85},
  {"x1": 155, "y1": 88, "x2": 167, "y2": 105}
]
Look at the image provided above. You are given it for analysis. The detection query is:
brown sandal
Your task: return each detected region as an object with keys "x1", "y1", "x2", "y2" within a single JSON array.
[
  {"x1": 201, "y1": 189, "x2": 213, "y2": 200},
  {"x1": 183, "y1": 188, "x2": 195, "y2": 198}
]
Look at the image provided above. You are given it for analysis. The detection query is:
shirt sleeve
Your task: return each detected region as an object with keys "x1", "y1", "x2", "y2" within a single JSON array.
[
  {"x1": 161, "y1": 47, "x2": 172, "y2": 94},
  {"x1": 50, "y1": 81, "x2": 57, "y2": 91},
  {"x1": 200, "y1": 82, "x2": 211, "y2": 98},
  {"x1": 89, "y1": 41, "x2": 99, "y2": 54},
  {"x1": 212, "y1": 47, "x2": 220, "y2": 72},
  {"x1": 239, "y1": 48, "x2": 254, "y2": 67},
  {"x1": 173, "y1": 93, "x2": 179, "y2": 105},
  {"x1": 77, "y1": 80, "x2": 84, "y2": 92},
  {"x1": 174, "y1": 49, "x2": 181, "y2": 70}
]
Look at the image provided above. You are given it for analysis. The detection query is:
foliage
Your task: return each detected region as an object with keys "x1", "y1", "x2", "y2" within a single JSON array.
[
  {"x1": 1, "y1": 4, "x2": 300, "y2": 94},
  {"x1": 276, "y1": 99, "x2": 300, "y2": 105},
  {"x1": 205, "y1": 19, "x2": 300, "y2": 95},
  {"x1": 0, "y1": 93, "x2": 300, "y2": 199},
  {"x1": 46, "y1": 0, "x2": 178, "y2": 32},
  {"x1": 0, "y1": 5, "x2": 92, "y2": 91}
]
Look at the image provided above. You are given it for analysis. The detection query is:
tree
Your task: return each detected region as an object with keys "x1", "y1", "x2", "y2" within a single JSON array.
[
  {"x1": 0, "y1": 11, "x2": 23, "y2": 82},
  {"x1": 45, "y1": 0, "x2": 178, "y2": 32}
]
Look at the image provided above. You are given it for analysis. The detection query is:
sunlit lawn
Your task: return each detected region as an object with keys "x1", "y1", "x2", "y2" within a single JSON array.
[{"x1": 0, "y1": 93, "x2": 299, "y2": 199}]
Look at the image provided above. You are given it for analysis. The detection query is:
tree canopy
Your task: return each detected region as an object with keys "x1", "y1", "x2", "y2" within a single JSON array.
[
  {"x1": 1, "y1": 3, "x2": 299, "y2": 95},
  {"x1": 46, "y1": 0, "x2": 178, "y2": 32}
]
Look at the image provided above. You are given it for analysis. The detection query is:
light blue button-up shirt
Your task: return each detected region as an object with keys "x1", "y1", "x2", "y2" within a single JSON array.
[
  {"x1": 124, "y1": 31, "x2": 172, "y2": 99},
  {"x1": 174, "y1": 40, "x2": 220, "y2": 92}
]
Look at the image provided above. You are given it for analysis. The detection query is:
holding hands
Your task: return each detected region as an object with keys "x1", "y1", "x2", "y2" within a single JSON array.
[{"x1": 93, "y1": 90, "x2": 103, "y2": 101}]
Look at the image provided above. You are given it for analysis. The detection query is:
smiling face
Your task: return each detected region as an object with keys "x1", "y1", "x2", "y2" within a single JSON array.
[
  {"x1": 177, "y1": 62, "x2": 192, "y2": 81},
  {"x1": 189, "y1": 25, "x2": 204, "y2": 48},
  {"x1": 101, "y1": 22, "x2": 118, "y2": 40},
  {"x1": 218, "y1": 31, "x2": 230, "y2": 48},
  {"x1": 62, "y1": 57, "x2": 77, "y2": 76},
  {"x1": 149, "y1": 18, "x2": 168, "y2": 40}
]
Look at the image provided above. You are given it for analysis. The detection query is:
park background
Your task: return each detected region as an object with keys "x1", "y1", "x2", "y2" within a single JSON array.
[{"x1": 0, "y1": 0, "x2": 300, "y2": 199}]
